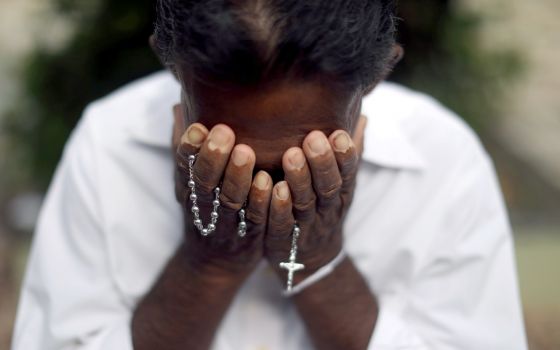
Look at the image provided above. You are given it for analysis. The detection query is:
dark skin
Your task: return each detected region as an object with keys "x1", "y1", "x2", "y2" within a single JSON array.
[{"x1": 132, "y1": 40, "x2": 404, "y2": 350}]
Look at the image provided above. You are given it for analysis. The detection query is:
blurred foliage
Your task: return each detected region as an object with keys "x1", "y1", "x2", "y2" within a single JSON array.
[
  {"x1": 2, "y1": 0, "x2": 522, "y2": 191},
  {"x1": 393, "y1": 0, "x2": 524, "y2": 132},
  {"x1": 2, "y1": 0, "x2": 160, "y2": 191}
]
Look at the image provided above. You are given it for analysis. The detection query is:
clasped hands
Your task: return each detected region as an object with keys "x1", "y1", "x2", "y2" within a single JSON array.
[{"x1": 172, "y1": 105, "x2": 367, "y2": 285}]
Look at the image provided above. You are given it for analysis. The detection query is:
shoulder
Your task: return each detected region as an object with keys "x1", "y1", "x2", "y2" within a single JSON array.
[
  {"x1": 78, "y1": 70, "x2": 180, "y2": 151},
  {"x1": 363, "y1": 82, "x2": 490, "y2": 174},
  {"x1": 84, "y1": 70, "x2": 179, "y2": 122}
]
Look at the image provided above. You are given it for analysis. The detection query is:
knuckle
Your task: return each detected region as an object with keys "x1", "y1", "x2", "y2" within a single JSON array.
[
  {"x1": 318, "y1": 180, "x2": 342, "y2": 200},
  {"x1": 192, "y1": 172, "x2": 216, "y2": 194},
  {"x1": 294, "y1": 209, "x2": 315, "y2": 223},
  {"x1": 248, "y1": 191, "x2": 269, "y2": 208},
  {"x1": 246, "y1": 207, "x2": 267, "y2": 226},
  {"x1": 293, "y1": 196, "x2": 316, "y2": 215},
  {"x1": 341, "y1": 169, "x2": 357, "y2": 184},
  {"x1": 192, "y1": 157, "x2": 222, "y2": 192},
  {"x1": 342, "y1": 152, "x2": 360, "y2": 171},
  {"x1": 290, "y1": 180, "x2": 312, "y2": 194},
  {"x1": 313, "y1": 161, "x2": 333, "y2": 174},
  {"x1": 341, "y1": 175, "x2": 357, "y2": 193},
  {"x1": 219, "y1": 192, "x2": 243, "y2": 211},
  {"x1": 220, "y1": 177, "x2": 250, "y2": 211},
  {"x1": 270, "y1": 214, "x2": 290, "y2": 228},
  {"x1": 340, "y1": 155, "x2": 359, "y2": 176}
]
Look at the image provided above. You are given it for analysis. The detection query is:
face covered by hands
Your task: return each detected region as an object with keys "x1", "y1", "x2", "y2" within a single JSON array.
[
  {"x1": 172, "y1": 72, "x2": 369, "y2": 281},
  {"x1": 172, "y1": 98, "x2": 367, "y2": 282}
]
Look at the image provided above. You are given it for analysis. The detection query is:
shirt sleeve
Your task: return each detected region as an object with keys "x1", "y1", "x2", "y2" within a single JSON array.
[
  {"x1": 12, "y1": 107, "x2": 134, "y2": 350},
  {"x1": 367, "y1": 150, "x2": 528, "y2": 350}
]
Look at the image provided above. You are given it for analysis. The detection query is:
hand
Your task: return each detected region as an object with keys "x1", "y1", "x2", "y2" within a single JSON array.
[
  {"x1": 172, "y1": 105, "x2": 273, "y2": 277},
  {"x1": 264, "y1": 116, "x2": 367, "y2": 283}
]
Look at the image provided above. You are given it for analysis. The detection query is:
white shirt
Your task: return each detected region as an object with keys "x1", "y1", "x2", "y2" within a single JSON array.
[{"x1": 12, "y1": 71, "x2": 527, "y2": 350}]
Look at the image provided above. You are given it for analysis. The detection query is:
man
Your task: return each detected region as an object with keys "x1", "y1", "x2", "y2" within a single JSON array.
[{"x1": 13, "y1": 0, "x2": 527, "y2": 349}]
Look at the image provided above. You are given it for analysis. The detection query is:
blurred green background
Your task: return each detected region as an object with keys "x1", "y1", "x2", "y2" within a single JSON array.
[{"x1": 0, "y1": 0, "x2": 558, "y2": 348}]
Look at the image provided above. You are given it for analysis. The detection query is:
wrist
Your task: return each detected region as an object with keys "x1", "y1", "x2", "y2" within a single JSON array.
[
  {"x1": 132, "y1": 244, "x2": 248, "y2": 350},
  {"x1": 270, "y1": 243, "x2": 344, "y2": 286},
  {"x1": 283, "y1": 250, "x2": 347, "y2": 297},
  {"x1": 181, "y1": 244, "x2": 257, "y2": 287}
]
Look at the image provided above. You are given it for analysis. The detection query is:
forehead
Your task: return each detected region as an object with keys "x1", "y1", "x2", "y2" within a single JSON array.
[
  {"x1": 183, "y1": 75, "x2": 354, "y2": 129},
  {"x1": 180, "y1": 74, "x2": 358, "y2": 175}
]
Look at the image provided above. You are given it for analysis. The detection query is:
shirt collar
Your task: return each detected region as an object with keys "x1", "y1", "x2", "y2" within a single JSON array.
[
  {"x1": 360, "y1": 82, "x2": 426, "y2": 170},
  {"x1": 129, "y1": 73, "x2": 425, "y2": 171}
]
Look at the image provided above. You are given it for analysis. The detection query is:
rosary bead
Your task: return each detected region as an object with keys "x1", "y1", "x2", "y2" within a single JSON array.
[{"x1": 187, "y1": 153, "x2": 221, "y2": 237}]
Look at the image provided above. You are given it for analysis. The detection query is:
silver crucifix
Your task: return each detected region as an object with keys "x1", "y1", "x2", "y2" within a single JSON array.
[{"x1": 279, "y1": 225, "x2": 305, "y2": 292}]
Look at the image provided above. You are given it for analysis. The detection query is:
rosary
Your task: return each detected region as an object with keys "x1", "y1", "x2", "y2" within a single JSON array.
[{"x1": 187, "y1": 154, "x2": 305, "y2": 292}]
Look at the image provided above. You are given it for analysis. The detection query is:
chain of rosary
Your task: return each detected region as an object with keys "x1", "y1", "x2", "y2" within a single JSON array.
[
  {"x1": 187, "y1": 155, "x2": 220, "y2": 237},
  {"x1": 188, "y1": 153, "x2": 303, "y2": 291},
  {"x1": 289, "y1": 225, "x2": 301, "y2": 264},
  {"x1": 237, "y1": 208, "x2": 247, "y2": 237}
]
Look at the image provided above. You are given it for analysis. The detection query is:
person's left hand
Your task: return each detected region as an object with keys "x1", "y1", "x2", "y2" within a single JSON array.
[{"x1": 265, "y1": 115, "x2": 367, "y2": 284}]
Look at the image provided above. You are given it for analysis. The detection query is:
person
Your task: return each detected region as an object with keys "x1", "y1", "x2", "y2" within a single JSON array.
[{"x1": 12, "y1": 0, "x2": 527, "y2": 349}]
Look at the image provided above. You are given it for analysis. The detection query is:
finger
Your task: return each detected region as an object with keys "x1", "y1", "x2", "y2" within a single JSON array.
[
  {"x1": 192, "y1": 124, "x2": 236, "y2": 194},
  {"x1": 266, "y1": 181, "x2": 295, "y2": 248},
  {"x1": 244, "y1": 171, "x2": 273, "y2": 237},
  {"x1": 220, "y1": 144, "x2": 256, "y2": 211},
  {"x1": 328, "y1": 130, "x2": 360, "y2": 195},
  {"x1": 174, "y1": 104, "x2": 209, "y2": 157},
  {"x1": 176, "y1": 122, "x2": 209, "y2": 165},
  {"x1": 282, "y1": 147, "x2": 316, "y2": 223},
  {"x1": 302, "y1": 131, "x2": 342, "y2": 208},
  {"x1": 352, "y1": 115, "x2": 368, "y2": 157},
  {"x1": 174, "y1": 107, "x2": 209, "y2": 203},
  {"x1": 175, "y1": 121, "x2": 209, "y2": 196}
]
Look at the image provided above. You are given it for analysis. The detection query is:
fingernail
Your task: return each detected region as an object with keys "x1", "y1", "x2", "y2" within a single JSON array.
[
  {"x1": 208, "y1": 126, "x2": 231, "y2": 151},
  {"x1": 232, "y1": 148, "x2": 249, "y2": 167},
  {"x1": 183, "y1": 125, "x2": 205, "y2": 146},
  {"x1": 308, "y1": 134, "x2": 329, "y2": 156},
  {"x1": 288, "y1": 150, "x2": 305, "y2": 170},
  {"x1": 275, "y1": 182, "x2": 289, "y2": 200},
  {"x1": 333, "y1": 132, "x2": 351, "y2": 152},
  {"x1": 254, "y1": 171, "x2": 269, "y2": 190}
]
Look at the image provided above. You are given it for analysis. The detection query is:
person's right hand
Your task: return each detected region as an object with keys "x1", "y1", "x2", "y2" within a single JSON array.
[{"x1": 172, "y1": 105, "x2": 273, "y2": 278}]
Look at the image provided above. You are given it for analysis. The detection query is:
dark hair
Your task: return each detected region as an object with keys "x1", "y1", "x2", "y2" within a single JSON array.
[{"x1": 154, "y1": 0, "x2": 397, "y2": 91}]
